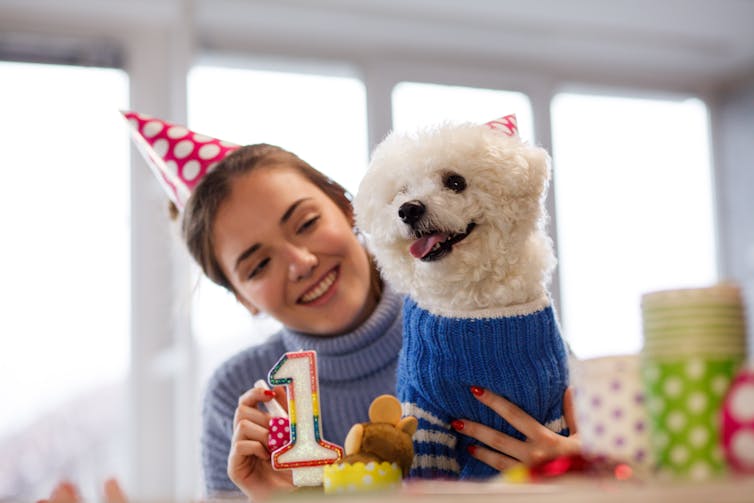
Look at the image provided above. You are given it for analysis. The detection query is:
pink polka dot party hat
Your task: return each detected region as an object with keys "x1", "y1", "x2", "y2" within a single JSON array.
[{"x1": 122, "y1": 110, "x2": 239, "y2": 210}]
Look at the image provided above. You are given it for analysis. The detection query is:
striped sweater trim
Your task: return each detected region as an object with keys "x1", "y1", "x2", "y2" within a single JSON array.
[
  {"x1": 402, "y1": 402, "x2": 447, "y2": 428},
  {"x1": 411, "y1": 454, "x2": 461, "y2": 474},
  {"x1": 545, "y1": 416, "x2": 567, "y2": 433},
  {"x1": 412, "y1": 428, "x2": 457, "y2": 448}
]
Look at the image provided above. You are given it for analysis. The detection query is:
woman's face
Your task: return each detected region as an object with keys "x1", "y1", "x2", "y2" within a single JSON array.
[{"x1": 212, "y1": 166, "x2": 376, "y2": 335}]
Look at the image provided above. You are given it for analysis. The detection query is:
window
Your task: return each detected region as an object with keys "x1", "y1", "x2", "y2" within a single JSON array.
[
  {"x1": 0, "y1": 61, "x2": 129, "y2": 500},
  {"x1": 551, "y1": 93, "x2": 716, "y2": 358},
  {"x1": 187, "y1": 61, "x2": 368, "y2": 383},
  {"x1": 392, "y1": 82, "x2": 534, "y2": 141}
]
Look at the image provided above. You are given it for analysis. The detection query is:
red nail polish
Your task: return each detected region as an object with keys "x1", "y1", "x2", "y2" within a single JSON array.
[
  {"x1": 467, "y1": 445, "x2": 477, "y2": 455},
  {"x1": 263, "y1": 389, "x2": 275, "y2": 397},
  {"x1": 470, "y1": 386, "x2": 484, "y2": 397},
  {"x1": 451, "y1": 420, "x2": 464, "y2": 431}
]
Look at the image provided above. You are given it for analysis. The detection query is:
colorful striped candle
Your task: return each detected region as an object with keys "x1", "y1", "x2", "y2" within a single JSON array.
[{"x1": 268, "y1": 350, "x2": 343, "y2": 486}]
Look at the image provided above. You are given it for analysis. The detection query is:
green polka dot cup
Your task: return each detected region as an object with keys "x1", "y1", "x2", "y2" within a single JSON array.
[{"x1": 642, "y1": 356, "x2": 743, "y2": 480}]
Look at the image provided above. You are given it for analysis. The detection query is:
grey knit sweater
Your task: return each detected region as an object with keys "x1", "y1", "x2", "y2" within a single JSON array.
[{"x1": 200, "y1": 285, "x2": 403, "y2": 496}]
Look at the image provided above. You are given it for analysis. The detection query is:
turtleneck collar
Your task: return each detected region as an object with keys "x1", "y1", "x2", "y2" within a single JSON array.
[{"x1": 280, "y1": 285, "x2": 403, "y2": 382}]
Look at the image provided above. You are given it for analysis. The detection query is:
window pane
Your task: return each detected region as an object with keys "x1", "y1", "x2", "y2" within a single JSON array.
[
  {"x1": 189, "y1": 65, "x2": 368, "y2": 195},
  {"x1": 0, "y1": 61, "x2": 130, "y2": 499},
  {"x1": 392, "y1": 82, "x2": 534, "y2": 142},
  {"x1": 551, "y1": 93, "x2": 716, "y2": 358},
  {"x1": 187, "y1": 63, "x2": 368, "y2": 374}
]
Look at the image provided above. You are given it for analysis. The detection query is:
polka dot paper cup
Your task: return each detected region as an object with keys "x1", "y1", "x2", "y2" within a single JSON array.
[
  {"x1": 571, "y1": 355, "x2": 654, "y2": 470},
  {"x1": 642, "y1": 356, "x2": 743, "y2": 480},
  {"x1": 268, "y1": 417, "x2": 291, "y2": 452},
  {"x1": 323, "y1": 461, "x2": 401, "y2": 494},
  {"x1": 721, "y1": 364, "x2": 754, "y2": 473}
]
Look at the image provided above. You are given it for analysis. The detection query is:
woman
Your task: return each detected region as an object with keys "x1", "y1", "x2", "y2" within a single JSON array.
[
  {"x1": 189, "y1": 143, "x2": 402, "y2": 498},
  {"x1": 45, "y1": 115, "x2": 579, "y2": 503}
]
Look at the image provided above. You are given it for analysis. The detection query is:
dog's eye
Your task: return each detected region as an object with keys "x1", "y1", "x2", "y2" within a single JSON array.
[{"x1": 443, "y1": 173, "x2": 466, "y2": 193}]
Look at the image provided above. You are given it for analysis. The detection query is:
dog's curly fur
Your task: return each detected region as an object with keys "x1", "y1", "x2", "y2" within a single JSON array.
[{"x1": 355, "y1": 121, "x2": 555, "y2": 316}]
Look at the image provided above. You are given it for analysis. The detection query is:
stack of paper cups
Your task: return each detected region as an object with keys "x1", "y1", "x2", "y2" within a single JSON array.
[{"x1": 641, "y1": 283, "x2": 748, "y2": 480}]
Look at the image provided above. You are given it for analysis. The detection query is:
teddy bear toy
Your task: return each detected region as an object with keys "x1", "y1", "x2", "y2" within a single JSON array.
[
  {"x1": 323, "y1": 395, "x2": 417, "y2": 493},
  {"x1": 342, "y1": 394, "x2": 417, "y2": 476},
  {"x1": 353, "y1": 115, "x2": 569, "y2": 479}
]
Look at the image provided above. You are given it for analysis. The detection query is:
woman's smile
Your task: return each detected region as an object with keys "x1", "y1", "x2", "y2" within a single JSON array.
[{"x1": 298, "y1": 266, "x2": 339, "y2": 305}]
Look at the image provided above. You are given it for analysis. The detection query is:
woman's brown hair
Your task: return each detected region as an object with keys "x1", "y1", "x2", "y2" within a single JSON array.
[{"x1": 178, "y1": 143, "x2": 381, "y2": 301}]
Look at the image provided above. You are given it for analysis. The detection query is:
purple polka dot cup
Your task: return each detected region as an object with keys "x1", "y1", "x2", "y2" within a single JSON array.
[
  {"x1": 571, "y1": 354, "x2": 654, "y2": 470},
  {"x1": 268, "y1": 417, "x2": 291, "y2": 452}
]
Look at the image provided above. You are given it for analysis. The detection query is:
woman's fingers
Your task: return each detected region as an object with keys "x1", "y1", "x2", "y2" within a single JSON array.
[
  {"x1": 466, "y1": 444, "x2": 520, "y2": 472},
  {"x1": 103, "y1": 478, "x2": 128, "y2": 503},
  {"x1": 42, "y1": 479, "x2": 128, "y2": 503},
  {"x1": 454, "y1": 419, "x2": 524, "y2": 461},
  {"x1": 455, "y1": 418, "x2": 556, "y2": 466},
  {"x1": 49, "y1": 482, "x2": 79, "y2": 503},
  {"x1": 234, "y1": 385, "x2": 288, "y2": 427},
  {"x1": 563, "y1": 387, "x2": 578, "y2": 434},
  {"x1": 228, "y1": 419, "x2": 271, "y2": 485},
  {"x1": 272, "y1": 386, "x2": 288, "y2": 415},
  {"x1": 231, "y1": 439, "x2": 271, "y2": 459},
  {"x1": 457, "y1": 386, "x2": 581, "y2": 468},
  {"x1": 235, "y1": 388, "x2": 270, "y2": 421},
  {"x1": 234, "y1": 387, "x2": 281, "y2": 429},
  {"x1": 228, "y1": 440, "x2": 270, "y2": 465},
  {"x1": 470, "y1": 387, "x2": 542, "y2": 440},
  {"x1": 234, "y1": 403, "x2": 269, "y2": 429},
  {"x1": 233, "y1": 418, "x2": 271, "y2": 455}
]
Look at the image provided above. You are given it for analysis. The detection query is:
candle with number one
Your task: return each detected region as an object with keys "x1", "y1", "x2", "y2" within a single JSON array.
[{"x1": 268, "y1": 350, "x2": 343, "y2": 486}]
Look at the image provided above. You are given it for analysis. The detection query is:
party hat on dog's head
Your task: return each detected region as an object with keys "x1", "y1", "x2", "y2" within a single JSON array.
[
  {"x1": 484, "y1": 114, "x2": 518, "y2": 137},
  {"x1": 122, "y1": 110, "x2": 239, "y2": 210}
]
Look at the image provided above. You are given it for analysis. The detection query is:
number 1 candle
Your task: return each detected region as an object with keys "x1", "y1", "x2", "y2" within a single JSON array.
[{"x1": 268, "y1": 350, "x2": 343, "y2": 486}]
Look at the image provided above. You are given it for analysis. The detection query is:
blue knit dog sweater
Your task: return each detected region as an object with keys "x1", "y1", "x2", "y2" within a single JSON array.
[{"x1": 398, "y1": 297, "x2": 569, "y2": 479}]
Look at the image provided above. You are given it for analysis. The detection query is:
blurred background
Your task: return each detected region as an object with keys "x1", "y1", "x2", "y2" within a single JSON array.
[{"x1": 0, "y1": 0, "x2": 752, "y2": 500}]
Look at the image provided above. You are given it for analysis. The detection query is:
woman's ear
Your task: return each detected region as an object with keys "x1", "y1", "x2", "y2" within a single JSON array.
[{"x1": 235, "y1": 293, "x2": 260, "y2": 315}]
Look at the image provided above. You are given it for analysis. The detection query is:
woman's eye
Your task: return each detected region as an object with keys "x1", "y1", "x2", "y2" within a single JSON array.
[
  {"x1": 248, "y1": 258, "x2": 270, "y2": 279},
  {"x1": 297, "y1": 216, "x2": 320, "y2": 234}
]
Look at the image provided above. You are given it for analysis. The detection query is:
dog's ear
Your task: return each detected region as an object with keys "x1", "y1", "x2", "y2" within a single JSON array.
[{"x1": 521, "y1": 145, "x2": 552, "y2": 196}]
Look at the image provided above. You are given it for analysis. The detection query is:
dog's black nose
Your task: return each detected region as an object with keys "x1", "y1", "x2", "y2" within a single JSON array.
[{"x1": 398, "y1": 200, "x2": 425, "y2": 225}]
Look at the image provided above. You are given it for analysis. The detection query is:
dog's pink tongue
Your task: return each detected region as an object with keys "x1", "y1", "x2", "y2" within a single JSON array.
[{"x1": 409, "y1": 233, "x2": 448, "y2": 259}]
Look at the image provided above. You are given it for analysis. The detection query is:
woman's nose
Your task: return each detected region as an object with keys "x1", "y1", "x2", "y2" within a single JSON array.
[{"x1": 287, "y1": 245, "x2": 318, "y2": 282}]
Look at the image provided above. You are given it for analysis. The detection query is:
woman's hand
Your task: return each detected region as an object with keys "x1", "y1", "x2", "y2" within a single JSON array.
[
  {"x1": 228, "y1": 385, "x2": 293, "y2": 500},
  {"x1": 452, "y1": 386, "x2": 581, "y2": 472},
  {"x1": 38, "y1": 478, "x2": 127, "y2": 503}
]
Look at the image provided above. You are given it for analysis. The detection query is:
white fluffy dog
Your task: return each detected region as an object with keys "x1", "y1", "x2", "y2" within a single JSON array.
[{"x1": 354, "y1": 115, "x2": 569, "y2": 479}]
